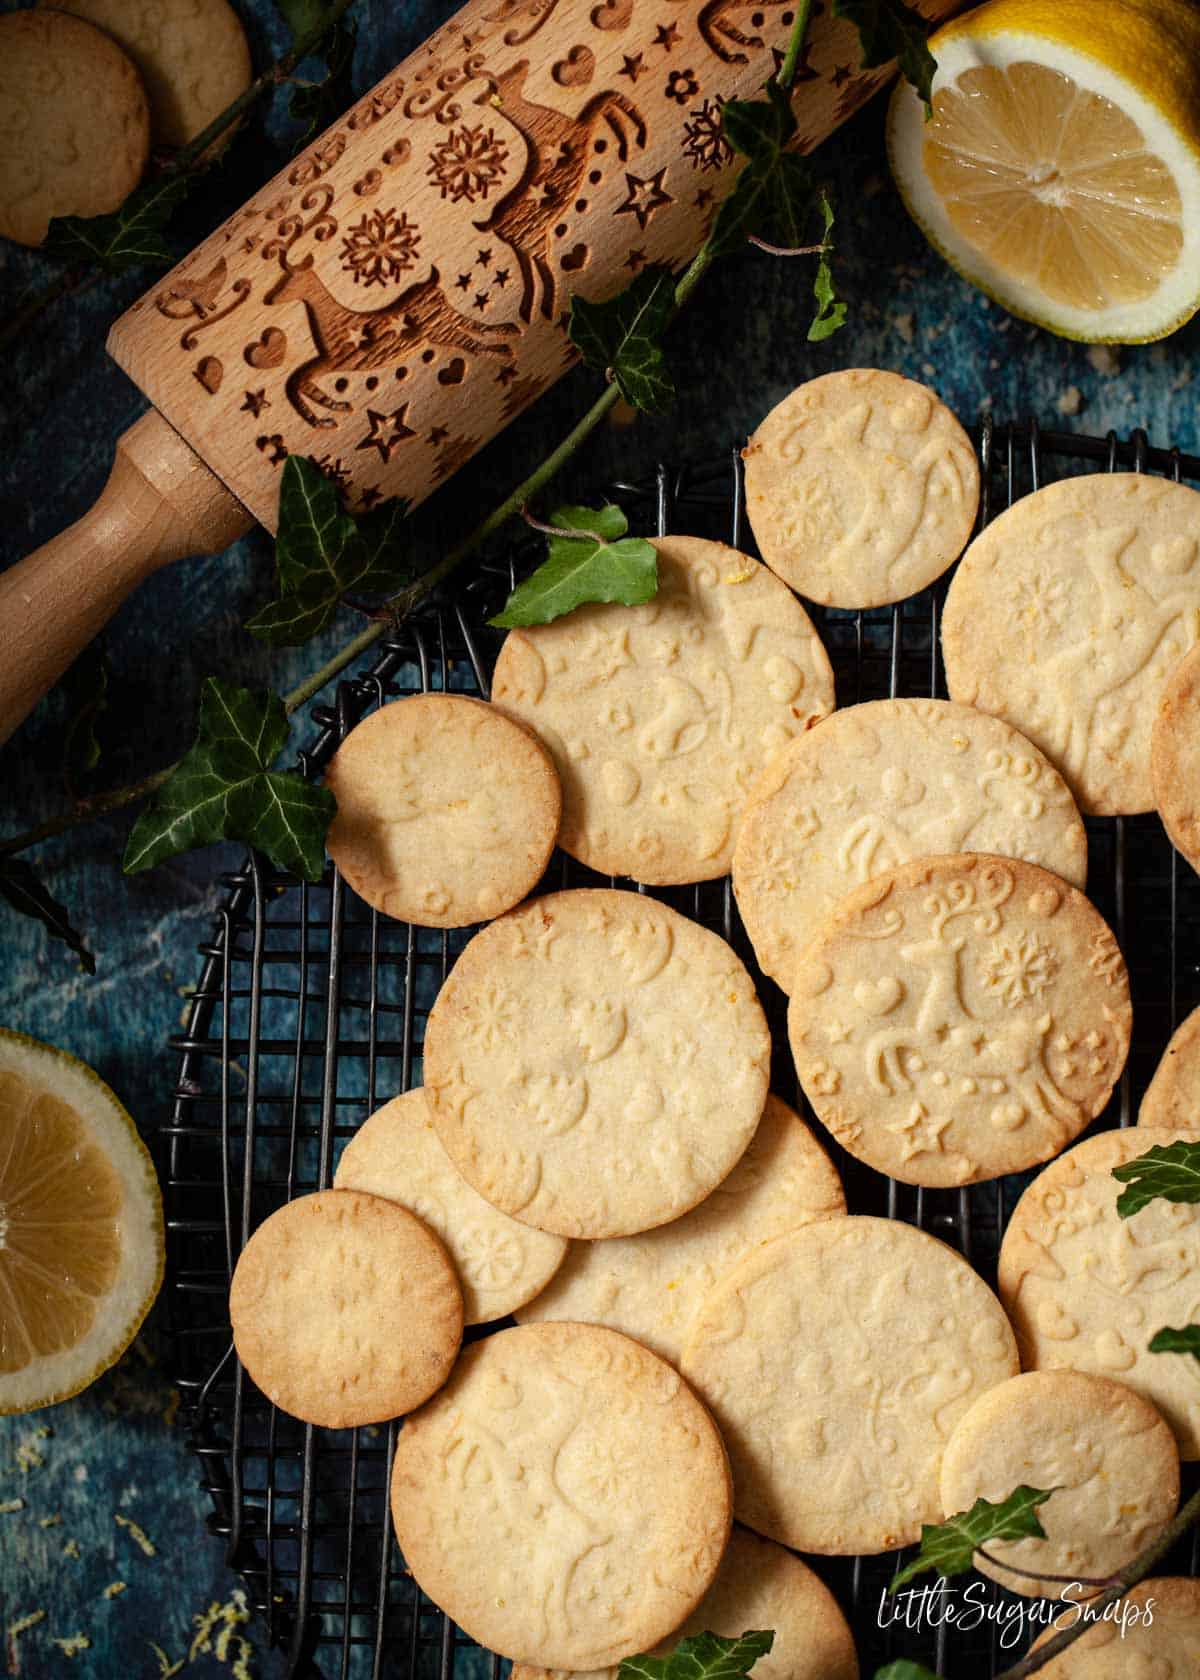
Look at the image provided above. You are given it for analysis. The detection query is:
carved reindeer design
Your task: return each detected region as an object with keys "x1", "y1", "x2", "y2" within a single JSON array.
[
  {"x1": 265, "y1": 260, "x2": 518, "y2": 427},
  {"x1": 673, "y1": 0, "x2": 794, "y2": 65},
  {"x1": 472, "y1": 59, "x2": 646, "y2": 323}
]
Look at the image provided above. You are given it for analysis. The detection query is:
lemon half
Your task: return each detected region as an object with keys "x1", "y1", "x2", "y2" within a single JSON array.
[
  {"x1": 888, "y1": 0, "x2": 1200, "y2": 342},
  {"x1": 0, "y1": 1030, "x2": 164, "y2": 1414}
]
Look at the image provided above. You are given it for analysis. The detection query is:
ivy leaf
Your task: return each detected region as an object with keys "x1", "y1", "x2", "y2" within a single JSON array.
[
  {"x1": 710, "y1": 81, "x2": 814, "y2": 259},
  {"x1": 273, "y1": 0, "x2": 330, "y2": 31},
  {"x1": 290, "y1": 19, "x2": 358, "y2": 147},
  {"x1": 619, "y1": 1630, "x2": 774, "y2": 1680},
  {"x1": 833, "y1": 0, "x2": 937, "y2": 112},
  {"x1": 875, "y1": 1666, "x2": 946, "y2": 1680},
  {"x1": 490, "y1": 504, "x2": 658, "y2": 629},
  {"x1": 123, "y1": 678, "x2": 335, "y2": 881},
  {"x1": 569, "y1": 266, "x2": 677, "y2": 412},
  {"x1": 808, "y1": 190, "x2": 846, "y2": 342},
  {"x1": 43, "y1": 174, "x2": 189, "y2": 274},
  {"x1": 245, "y1": 457, "x2": 411, "y2": 647},
  {"x1": 61, "y1": 643, "x2": 111, "y2": 794},
  {"x1": 1112, "y1": 1140, "x2": 1200, "y2": 1218},
  {"x1": 0, "y1": 858, "x2": 96, "y2": 974},
  {"x1": 889, "y1": 1486, "x2": 1056, "y2": 1591},
  {"x1": 1149, "y1": 1325, "x2": 1200, "y2": 1365}
]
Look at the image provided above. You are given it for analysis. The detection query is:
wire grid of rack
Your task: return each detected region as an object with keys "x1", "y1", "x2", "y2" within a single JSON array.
[{"x1": 166, "y1": 418, "x2": 1200, "y2": 1679}]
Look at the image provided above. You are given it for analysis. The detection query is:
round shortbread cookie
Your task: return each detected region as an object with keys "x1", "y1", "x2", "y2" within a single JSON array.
[
  {"x1": 944, "y1": 473, "x2": 1200, "y2": 815},
  {"x1": 1140, "y1": 1006, "x2": 1200, "y2": 1129},
  {"x1": 998, "y1": 1128, "x2": 1200, "y2": 1460},
  {"x1": 1031, "y1": 1579, "x2": 1200, "y2": 1676},
  {"x1": 333, "y1": 1088, "x2": 567, "y2": 1323},
  {"x1": 40, "y1": 0, "x2": 250, "y2": 148},
  {"x1": 742, "y1": 369, "x2": 979, "y2": 609},
  {"x1": 1152, "y1": 641, "x2": 1200, "y2": 875},
  {"x1": 0, "y1": 11, "x2": 149, "y2": 248},
  {"x1": 423, "y1": 889, "x2": 771, "y2": 1238},
  {"x1": 510, "y1": 1526, "x2": 859, "y2": 1680},
  {"x1": 939, "y1": 1372, "x2": 1180, "y2": 1599},
  {"x1": 516, "y1": 1094, "x2": 845, "y2": 1363},
  {"x1": 680, "y1": 1217, "x2": 1018, "y2": 1554},
  {"x1": 492, "y1": 536, "x2": 835, "y2": 886},
  {"x1": 229, "y1": 1189, "x2": 462, "y2": 1428},
  {"x1": 324, "y1": 695, "x2": 561, "y2": 928},
  {"x1": 733, "y1": 699, "x2": 1088, "y2": 993},
  {"x1": 788, "y1": 854, "x2": 1131, "y2": 1187},
  {"x1": 390, "y1": 1322, "x2": 731, "y2": 1669}
]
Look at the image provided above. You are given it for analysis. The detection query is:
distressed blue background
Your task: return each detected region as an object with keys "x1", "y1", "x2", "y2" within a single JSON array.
[{"x1": 2, "y1": 0, "x2": 1200, "y2": 1674}]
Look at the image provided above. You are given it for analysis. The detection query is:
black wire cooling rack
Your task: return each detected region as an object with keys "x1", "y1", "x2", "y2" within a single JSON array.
[{"x1": 166, "y1": 418, "x2": 1200, "y2": 1679}]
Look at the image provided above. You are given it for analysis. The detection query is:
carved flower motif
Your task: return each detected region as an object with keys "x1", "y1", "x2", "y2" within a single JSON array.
[
  {"x1": 979, "y1": 932, "x2": 1060, "y2": 1006},
  {"x1": 458, "y1": 1224, "x2": 523, "y2": 1288},
  {"x1": 1009, "y1": 568, "x2": 1071, "y2": 630},
  {"x1": 570, "y1": 1436, "x2": 639, "y2": 1503},
  {"x1": 666, "y1": 67, "x2": 700, "y2": 105}
]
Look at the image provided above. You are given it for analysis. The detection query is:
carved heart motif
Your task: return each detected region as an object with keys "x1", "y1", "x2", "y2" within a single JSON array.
[
  {"x1": 853, "y1": 976, "x2": 904, "y2": 1016},
  {"x1": 193, "y1": 355, "x2": 223, "y2": 394},
  {"x1": 552, "y1": 45, "x2": 595, "y2": 86},
  {"x1": 590, "y1": 0, "x2": 632, "y2": 27},
  {"x1": 245, "y1": 328, "x2": 287, "y2": 369},
  {"x1": 437, "y1": 357, "x2": 466, "y2": 386},
  {"x1": 560, "y1": 243, "x2": 589, "y2": 272}
]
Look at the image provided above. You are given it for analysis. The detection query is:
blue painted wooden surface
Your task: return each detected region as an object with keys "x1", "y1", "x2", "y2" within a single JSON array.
[{"x1": 2, "y1": 0, "x2": 1200, "y2": 1672}]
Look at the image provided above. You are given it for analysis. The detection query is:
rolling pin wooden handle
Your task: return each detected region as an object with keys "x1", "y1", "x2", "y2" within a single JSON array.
[{"x1": 0, "y1": 410, "x2": 251, "y2": 748}]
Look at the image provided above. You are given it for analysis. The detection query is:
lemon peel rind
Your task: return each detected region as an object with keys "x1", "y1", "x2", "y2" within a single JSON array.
[
  {"x1": 888, "y1": 22, "x2": 1200, "y2": 344},
  {"x1": 0, "y1": 1029, "x2": 165, "y2": 1415}
]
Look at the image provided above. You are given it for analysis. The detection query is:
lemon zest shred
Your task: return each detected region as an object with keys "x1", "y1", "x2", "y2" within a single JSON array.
[
  {"x1": 114, "y1": 1513, "x2": 156, "y2": 1556},
  {"x1": 0, "y1": 1498, "x2": 23, "y2": 1514},
  {"x1": 102, "y1": 1581, "x2": 127, "y2": 1600},
  {"x1": 190, "y1": 1589, "x2": 254, "y2": 1677},
  {"x1": 15, "y1": 1427, "x2": 51, "y2": 1473},
  {"x1": 148, "y1": 1640, "x2": 185, "y2": 1678},
  {"x1": 51, "y1": 1633, "x2": 90, "y2": 1658},
  {"x1": 63, "y1": 1538, "x2": 81, "y2": 1559},
  {"x1": 39, "y1": 1513, "x2": 62, "y2": 1528}
]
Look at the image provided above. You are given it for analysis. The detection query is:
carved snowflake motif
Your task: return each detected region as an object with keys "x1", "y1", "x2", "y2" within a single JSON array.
[
  {"x1": 312, "y1": 454, "x2": 353, "y2": 499},
  {"x1": 979, "y1": 932, "x2": 1060, "y2": 1006},
  {"x1": 458, "y1": 1224, "x2": 523, "y2": 1288},
  {"x1": 461, "y1": 982, "x2": 519, "y2": 1051},
  {"x1": 682, "y1": 98, "x2": 733, "y2": 173},
  {"x1": 572, "y1": 1436, "x2": 639, "y2": 1503},
  {"x1": 339, "y1": 208, "x2": 421, "y2": 288},
  {"x1": 426, "y1": 123, "x2": 509, "y2": 204},
  {"x1": 1010, "y1": 567, "x2": 1071, "y2": 630}
]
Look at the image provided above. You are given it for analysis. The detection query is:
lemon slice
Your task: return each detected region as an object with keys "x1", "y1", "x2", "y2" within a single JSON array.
[
  {"x1": 888, "y1": 0, "x2": 1200, "y2": 341},
  {"x1": 0, "y1": 1030, "x2": 163, "y2": 1414}
]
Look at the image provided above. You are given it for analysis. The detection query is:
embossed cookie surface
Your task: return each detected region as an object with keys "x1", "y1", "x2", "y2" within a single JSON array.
[
  {"x1": 325, "y1": 694, "x2": 561, "y2": 927},
  {"x1": 390, "y1": 1322, "x2": 731, "y2": 1668},
  {"x1": 517, "y1": 1094, "x2": 844, "y2": 1361},
  {"x1": 41, "y1": 0, "x2": 250, "y2": 148},
  {"x1": 333, "y1": 1088, "x2": 566, "y2": 1323},
  {"x1": 510, "y1": 1526, "x2": 859, "y2": 1680},
  {"x1": 1031, "y1": 1578, "x2": 1200, "y2": 1675},
  {"x1": 939, "y1": 1372, "x2": 1179, "y2": 1598},
  {"x1": 680, "y1": 1217, "x2": 1018, "y2": 1554},
  {"x1": 423, "y1": 889, "x2": 771, "y2": 1238},
  {"x1": 733, "y1": 699, "x2": 1087, "y2": 993},
  {"x1": 492, "y1": 536, "x2": 835, "y2": 885},
  {"x1": 229, "y1": 1189, "x2": 462, "y2": 1428},
  {"x1": 743, "y1": 369, "x2": 979, "y2": 609},
  {"x1": 788, "y1": 854, "x2": 1131, "y2": 1187},
  {"x1": 998, "y1": 1128, "x2": 1200, "y2": 1460},
  {"x1": 944, "y1": 473, "x2": 1200, "y2": 814},
  {"x1": 1152, "y1": 641, "x2": 1200, "y2": 875},
  {"x1": 1139, "y1": 1005, "x2": 1200, "y2": 1129},
  {"x1": 0, "y1": 11, "x2": 149, "y2": 247}
]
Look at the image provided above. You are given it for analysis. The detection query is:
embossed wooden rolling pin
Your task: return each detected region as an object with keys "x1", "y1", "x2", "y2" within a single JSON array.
[{"x1": 0, "y1": 0, "x2": 956, "y2": 746}]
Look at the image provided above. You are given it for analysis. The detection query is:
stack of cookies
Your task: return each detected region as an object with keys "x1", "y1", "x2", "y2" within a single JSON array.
[{"x1": 229, "y1": 369, "x2": 1200, "y2": 1675}]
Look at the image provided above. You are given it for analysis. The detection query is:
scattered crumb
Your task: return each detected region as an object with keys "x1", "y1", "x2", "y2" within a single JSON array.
[
  {"x1": 6, "y1": 1609, "x2": 46, "y2": 1674},
  {"x1": 723, "y1": 567, "x2": 756, "y2": 584},
  {"x1": 63, "y1": 1539, "x2": 81, "y2": 1560},
  {"x1": 190, "y1": 1591, "x2": 253, "y2": 1679},
  {"x1": 1087, "y1": 344, "x2": 1121, "y2": 375},
  {"x1": 114, "y1": 1514, "x2": 156, "y2": 1557},
  {"x1": 38, "y1": 1514, "x2": 61, "y2": 1530},
  {"x1": 0, "y1": 1499, "x2": 23, "y2": 1515},
  {"x1": 1055, "y1": 385, "x2": 1084, "y2": 417},
  {"x1": 51, "y1": 1635, "x2": 90, "y2": 1659},
  {"x1": 892, "y1": 312, "x2": 915, "y2": 344},
  {"x1": 920, "y1": 361, "x2": 936, "y2": 378},
  {"x1": 16, "y1": 1428, "x2": 51, "y2": 1473},
  {"x1": 102, "y1": 1582, "x2": 127, "y2": 1601},
  {"x1": 148, "y1": 1643, "x2": 185, "y2": 1680},
  {"x1": 72, "y1": 1466, "x2": 87, "y2": 1484}
]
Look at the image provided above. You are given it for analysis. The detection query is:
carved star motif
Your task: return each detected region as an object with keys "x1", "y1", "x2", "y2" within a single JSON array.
[
  {"x1": 654, "y1": 22, "x2": 681, "y2": 50},
  {"x1": 241, "y1": 388, "x2": 269, "y2": 417},
  {"x1": 625, "y1": 247, "x2": 647, "y2": 271},
  {"x1": 429, "y1": 425, "x2": 450, "y2": 445},
  {"x1": 496, "y1": 364, "x2": 518, "y2": 386},
  {"x1": 456, "y1": 273, "x2": 471, "y2": 291},
  {"x1": 695, "y1": 187, "x2": 714, "y2": 211},
  {"x1": 357, "y1": 404, "x2": 415, "y2": 462},
  {"x1": 618, "y1": 52, "x2": 647, "y2": 83},
  {"x1": 888, "y1": 1102, "x2": 951, "y2": 1162},
  {"x1": 825, "y1": 1019, "x2": 853, "y2": 1046},
  {"x1": 477, "y1": 247, "x2": 492, "y2": 266},
  {"x1": 357, "y1": 485, "x2": 383, "y2": 510},
  {"x1": 493, "y1": 268, "x2": 510, "y2": 287},
  {"x1": 474, "y1": 292, "x2": 490, "y2": 311},
  {"x1": 832, "y1": 63, "x2": 853, "y2": 87},
  {"x1": 347, "y1": 320, "x2": 376, "y2": 350},
  {"x1": 616, "y1": 167, "x2": 673, "y2": 231}
]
